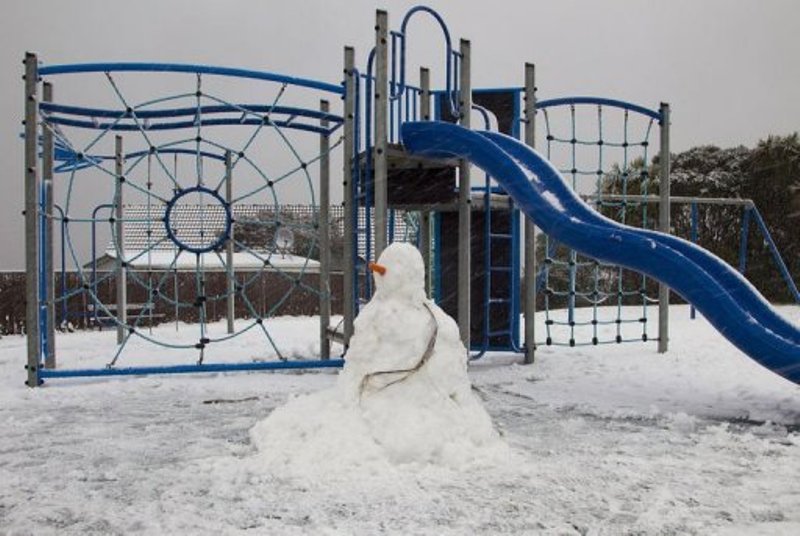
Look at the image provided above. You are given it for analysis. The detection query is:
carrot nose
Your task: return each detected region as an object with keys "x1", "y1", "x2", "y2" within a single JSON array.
[{"x1": 368, "y1": 262, "x2": 387, "y2": 275}]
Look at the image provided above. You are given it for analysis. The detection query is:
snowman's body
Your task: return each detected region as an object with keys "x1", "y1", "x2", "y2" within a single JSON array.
[
  {"x1": 338, "y1": 243, "x2": 498, "y2": 465},
  {"x1": 252, "y1": 243, "x2": 505, "y2": 472}
]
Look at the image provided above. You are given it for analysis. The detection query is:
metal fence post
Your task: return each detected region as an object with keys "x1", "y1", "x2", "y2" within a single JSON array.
[
  {"x1": 24, "y1": 52, "x2": 41, "y2": 386},
  {"x1": 225, "y1": 150, "x2": 235, "y2": 334},
  {"x1": 115, "y1": 135, "x2": 127, "y2": 345},
  {"x1": 658, "y1": 102, "x2": 671, "y2": 353},
  {"x1": 319, "y1": 99, "x2": 331, "y2": 359},
  {"x1": 42, "y1": 81, "x2": 56, "y2": 369},
  {"x1": 342, "y1": 46, "x2": 356, "y2": 347},
  {"x1": 457, "y1": 39, "x2": 472, "y2": 349},
  {"x1": 374, "y1": 9, "x2": 389, "y2": 258},
  {"x1": 523, "y1": 63, "x2": 537, "y2": 364}
]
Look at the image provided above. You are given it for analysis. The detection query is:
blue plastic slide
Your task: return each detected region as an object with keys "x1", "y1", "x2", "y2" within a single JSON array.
[{"x1": 401, "y1": 121, "x2": 800, "y2": 385}]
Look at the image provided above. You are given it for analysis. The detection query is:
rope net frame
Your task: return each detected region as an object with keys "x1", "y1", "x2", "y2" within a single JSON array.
[
  {"x1": 37, "y1": 63, "x2": 345, "y2": 372},
  {"x1": 535, "y1": 98, "x2": 663, "y2": 348}
]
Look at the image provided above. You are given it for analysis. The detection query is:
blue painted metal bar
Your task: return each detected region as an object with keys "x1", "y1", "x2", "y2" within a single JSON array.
[
  {"x1": 39, "y1": 358, "x2": 346, "y2": 379},
  {"x1": 392, "y1": 6, "x2": 459, "y2": 115},
  {"x1": 45, "y1": 116, "x2": 337, "y2": 136},
  {"x1": 39, "y1": 63, "x2": 344, "y2": 95},
  {"x1": 38, "y1": 181, "x2": 48, "y2": 362},
  {"x1": 40, "y1": 102, "x2": 342, "y2": 123},
  {"x1": 90, "y1": 203, "x2": 115, "y2": 326},
  {"x1": 537, "y1": 96, "x2": 662, "y2": 121},
  {"x1": 55, "y1": 149, "x2": 227, "y2": 174},
  {"x1": 750, "y1": 206, "x2": 800, "y2": 304},
  {"x1": 52, "y1": 204, "x2": 68, "y2": 325}
]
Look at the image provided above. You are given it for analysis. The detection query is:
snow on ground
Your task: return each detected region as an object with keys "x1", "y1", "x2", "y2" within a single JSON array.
[{"x1": 1, "y1": 305, "x2": 799, "y2": 535}]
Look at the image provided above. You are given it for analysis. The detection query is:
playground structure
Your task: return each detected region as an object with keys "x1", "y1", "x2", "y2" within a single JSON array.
[{"x1": 22, "y1": 6, "x2": 800, "y2": 386}]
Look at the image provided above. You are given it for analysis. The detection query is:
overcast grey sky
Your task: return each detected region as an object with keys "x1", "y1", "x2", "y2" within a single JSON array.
[{"x1": 1, "y1": 0, "x2": 798, "y2": 269}]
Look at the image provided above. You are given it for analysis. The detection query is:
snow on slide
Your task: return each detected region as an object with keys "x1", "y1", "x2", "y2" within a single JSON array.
[{"x1": 400, "y1": 121, "x2": 800, "y2": 385}]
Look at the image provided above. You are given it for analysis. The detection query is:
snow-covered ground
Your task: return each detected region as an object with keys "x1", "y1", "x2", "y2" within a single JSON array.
[{"x1": 1, "y1": 305, "x2": 799, "y2": 535}]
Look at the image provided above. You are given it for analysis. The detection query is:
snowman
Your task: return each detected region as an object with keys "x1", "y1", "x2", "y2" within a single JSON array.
[
  {"x1": 251, "y1": 242, "x2": 505, "y2": 473},
  {"x1": 337, "y1": 242, "x2": 501, "y2": 465}
]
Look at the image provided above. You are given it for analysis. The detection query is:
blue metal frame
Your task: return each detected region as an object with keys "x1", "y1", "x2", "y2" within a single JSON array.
[{"x1": 35, "y1": 61, "x2": 348, "y2": 384}]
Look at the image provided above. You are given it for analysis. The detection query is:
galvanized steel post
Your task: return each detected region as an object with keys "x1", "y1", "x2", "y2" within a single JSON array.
[
  {"x1": 42, "y1": 81, "x2": 56, "y2": 369},
  {"x1": 342, "y1": 46, "x2": 356, "y2": 346},
  {"x1": 24, "y1": 52, "x2": 41, "y2": 386},
  {"x1": 458, "y1": 39, "x2": 472, "y2": 349},
  {"x1": 115, "y1": 135, "x2": 127, "y2": 345},
  {"x1": 523, "y1": 63, "x2": 537, "y2": 364},
  {"x1": 419, "y1": 66, "x2": 432, "y2": 298},
  {"x1": 658, "y1": 103, "x2": 671, "y2": 353},
  {"x1": 319, "y1": 99, "x2": 331, "y2": 359},
  {"x1": 225, "y1": 150, "x2": 235, "y2": 334},
  {"x1": 374, "y1": 9, "x2": 389, "y2": 258}
]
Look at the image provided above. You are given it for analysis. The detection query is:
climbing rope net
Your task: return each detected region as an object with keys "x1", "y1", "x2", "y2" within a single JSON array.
[
  {"x1": 536, "y1": 99, "x2": 663, "y2": 347},
  {"x1": 38, "y1": 64, "x2": 344, "y2": 370}
]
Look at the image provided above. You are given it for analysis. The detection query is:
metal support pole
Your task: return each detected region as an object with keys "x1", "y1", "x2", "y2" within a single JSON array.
[
  {"x1": 523, "y1": 63, "x2": 537, "y2": 364},
  {"x1": 657, "y1": 103, "x2": 671, "y2": 353},
  {"x1": 457, "y1": 39, "x2": 472, "y2": 349},
  {"x1": 225, "y1": 150, "x2": 235, "y2": 334},
  {"x1": 374, "y1": 9, "x2": 389, "y2": 258},
  {"x1": 319, "y1": 99, "x2": 331, "y2": 359},
  {"x1": 420, "y1": 67, "x2": 431, "y2": 121},
  {"x1": 115, "y1": 135, "x2": 127, "y2": 345},
  {"x1": 24, "y1": 52, "x2": 41, "y2": 387},
  {"x1": 419, "y1": 66, "x2": 432, "y2": 298},
  {"x1": 342, "y1": 46, "x2": 356, "y2": 347},
  {"x1": 738, "y1": 205, "x2": 752, "y2": 274},
  {"x1": 42, "y1": 82, "x2": 56, "y2": 369}
]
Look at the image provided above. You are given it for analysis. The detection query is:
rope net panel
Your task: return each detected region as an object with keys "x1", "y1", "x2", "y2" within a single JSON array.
[
  {"x1": 39, "y1": 65, "x2": 343, "y2": 371},
  {"x1": 536, "y1": 101, "x2": 661, "y2": 347}
]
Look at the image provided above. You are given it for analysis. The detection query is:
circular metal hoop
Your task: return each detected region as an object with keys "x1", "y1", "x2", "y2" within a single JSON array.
[{"x1": 164, "y1": 185, "x2": 232, "y2": 254}]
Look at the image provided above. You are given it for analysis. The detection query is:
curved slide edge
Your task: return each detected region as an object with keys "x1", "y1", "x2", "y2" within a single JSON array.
[{"x1": 400, "y1": 121, "x2": 800, "y2": 385}]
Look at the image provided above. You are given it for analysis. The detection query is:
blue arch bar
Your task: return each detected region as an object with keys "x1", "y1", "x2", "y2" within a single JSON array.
[
  {"x1": 39, "y1": 62, "x2": 344, "y2": 95},
  {"x1": 537, "y1": 96, "x2": 662, "y2": 121}
]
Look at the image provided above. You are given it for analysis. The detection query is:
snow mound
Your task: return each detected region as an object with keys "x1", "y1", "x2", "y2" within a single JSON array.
[{"x1": 251, "y1": 243, "x2": 510, "y2": 479}]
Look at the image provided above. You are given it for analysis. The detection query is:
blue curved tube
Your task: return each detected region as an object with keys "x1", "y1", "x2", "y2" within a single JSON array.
[{"x1": 400, "y1": 121, "x2": 800, "y2": 385}]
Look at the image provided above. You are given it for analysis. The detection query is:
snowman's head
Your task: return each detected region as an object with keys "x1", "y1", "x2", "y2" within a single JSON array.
[{"x1": 369, "y1": 242, "x2": 426, "y2": 302}]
